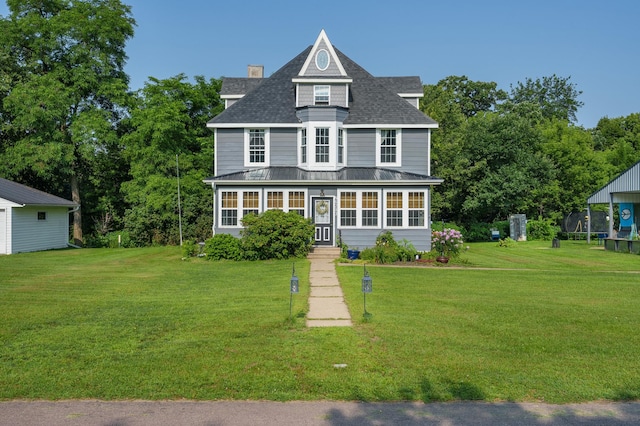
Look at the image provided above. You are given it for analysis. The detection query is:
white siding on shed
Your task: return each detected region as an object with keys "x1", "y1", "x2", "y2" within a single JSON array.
[{"x1": 11, "y1": 206, "x2": 70, "y2": 254}]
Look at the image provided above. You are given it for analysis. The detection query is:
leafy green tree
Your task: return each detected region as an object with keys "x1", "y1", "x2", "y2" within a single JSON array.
[
  {"x1": 508, "y1": 74, "x2": 583, "y2": 123},
  {"x1": 121, "y1": 75, "x2": 222, "y2": 245},
  {"x1": 539, "y1": 120, "x2": 610, "y2": 218},
  {"x1": 422, "y1": 76, "x2": 505, "y2": 222},
  {"x1": 0, "y1": 0, "x2": 135, "y2": 245},
  {"x1": 458, "y1": 110, "x2": 555, "y2": 224},
  {"x1": 592, "y1": 113, "x2": 640, "y2": 174}
]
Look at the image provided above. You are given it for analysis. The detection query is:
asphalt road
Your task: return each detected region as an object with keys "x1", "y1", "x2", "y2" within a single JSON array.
[{"x1": 2, "y1": 400, "x2": 640, "y2": 425}]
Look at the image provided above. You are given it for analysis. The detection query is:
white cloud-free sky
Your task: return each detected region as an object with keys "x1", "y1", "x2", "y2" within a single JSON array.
[{"x1": 2, "y1": 0, "x2": 639, "y2": 128}]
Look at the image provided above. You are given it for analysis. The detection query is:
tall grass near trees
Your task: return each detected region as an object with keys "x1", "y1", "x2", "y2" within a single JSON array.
[{"x1": 1, "y1": 241, "x2": 639, "y2": 402}]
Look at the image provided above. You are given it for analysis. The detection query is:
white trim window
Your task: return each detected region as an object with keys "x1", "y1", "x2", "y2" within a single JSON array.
[
  {"x1": 315, "y1": 127, "x2": 330, "y2": 163},
  {"x1": 338, "y1": 190, "x2": 381, "y2": 229},
  {"x1": 385, "y1": 191, "x2": 403, "y2": 227},
  {"x1": 337, "y1": 128, "x2": 344, "y2": 165},
  {"x1": 383, "y1": 190, "x2": 428, "y2": 229},
  {"x1": 376, "y1": 129, "x2": 402, "y2": 167},
  {"x1": 244, "y1": 128, "x2": 270, "y2": 167},
  {"x1": 265, "y1": 190, "x2": 307, "y2": 217},
  {"x1": 300, "y1": 128, "x2": 307, "y2": 164},
  {"x1": 219, "y1": 190, "x2": 262, "y2": 228},
  {"x1": 220, "y1": 191, "x2": 238, "y2": 226},
  {"x1": 314, "y1": 85, "x2": 330, "y2": 105}
]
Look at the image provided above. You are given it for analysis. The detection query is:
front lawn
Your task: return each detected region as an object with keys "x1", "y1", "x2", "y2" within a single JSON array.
[{"x1": 1, "y1": 241, "x2": 639, "y2": 402}]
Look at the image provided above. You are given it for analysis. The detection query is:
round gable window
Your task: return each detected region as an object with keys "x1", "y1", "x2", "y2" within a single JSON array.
[{"x1": 315, "y1": 49, "x2": 330, "y2": 71}]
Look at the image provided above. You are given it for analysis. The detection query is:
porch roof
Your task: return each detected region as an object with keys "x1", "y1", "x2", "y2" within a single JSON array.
[{"x1": 204, "y1": 167, "x2": 443, "y2": 186}]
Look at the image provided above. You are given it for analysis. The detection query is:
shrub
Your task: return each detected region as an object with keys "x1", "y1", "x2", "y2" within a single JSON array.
[
  {"x1": 498, "y1": 237, "x2": 516, "y2": 247},
  {"x1": 204, "y1": 234, "x2": 244, "y2": 261},
  {"x1": 240, "y1": 210, "x2": 314, "y2": 260},
  {"x1": 432, "y1": 228, "x2": 464, "y2": 258},
  {"x1": 527, "y1": 217, "x2": 560, "y2": 241},
  {"x1": 181, "y1": 239, "x2": 200, "y2": 258}
]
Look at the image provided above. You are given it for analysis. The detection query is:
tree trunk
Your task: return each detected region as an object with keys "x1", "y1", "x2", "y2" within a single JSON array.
[{"x1": 71, "y1": 173, "x2": 83, "y2": 247}]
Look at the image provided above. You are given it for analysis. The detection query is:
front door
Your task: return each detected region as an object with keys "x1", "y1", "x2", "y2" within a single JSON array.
[{"x1": 313, "y1": 197, "x2": 333, "y2": 246}]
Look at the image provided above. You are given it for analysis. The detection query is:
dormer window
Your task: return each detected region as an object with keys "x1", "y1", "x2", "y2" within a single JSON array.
[{"x1": 314, "y1": 85, "x2": 330, "y2": 105}]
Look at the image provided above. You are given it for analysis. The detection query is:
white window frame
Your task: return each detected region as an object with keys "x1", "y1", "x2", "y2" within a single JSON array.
[
  {"x1": 299, "y1": 128, "x2": 307, "y2": 164},
  {"x1": 337, "y1": 128, "x2": 345, "y2": 165},
  {"x1": 244, "y1": 128, "x2": 270, "y2": 167},
  {"x1": 337, "y1": 189, "x2": 382, "y2": 230},
  {"x1": 218, "y1": 190, "x2": 263, "y2": 228},
  {"x1": 265, "y1": 189, "x2": 308, "y2": 217},
  {"x1": 314, "y1": 85, "x2": 330, "y2": 105},
  {"x1": 376, "y1": 129, "x2": 402, "y2": 167},
  {"x1": 382, "y1": 190, "x2": 429, "y2": 229},
  {"x1": 302, "y1": 122, "x2": 339, "y2": 170}
]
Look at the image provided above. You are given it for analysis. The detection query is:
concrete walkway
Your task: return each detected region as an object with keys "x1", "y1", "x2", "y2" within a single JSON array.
[{"x1": 306, "y1": 247, "x2": 352, "y2": 327}]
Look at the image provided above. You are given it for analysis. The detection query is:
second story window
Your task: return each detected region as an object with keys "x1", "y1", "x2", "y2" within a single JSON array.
[
  {"x1": 314, "y1": 85, "x2": 330, "y2": 105},
  {"x1": 244, "y1": 128, "x2": 269, "y2": 167},
  {"x1": 377, "y1": 129, "x2": 401, "y2": 167},
  {"x1": 380, "y1": 130, "x2": 396, "y2": 163},
  {"x1": 316, "y1": 128, "x2": 330, "y2": 163},
  {"x1": 249, "y1": 129, "x2": 265, "y2": 163},
  {"x1": 300, "y1": 128, "x2": 307, "y2": 163},
  {"x1": 338, "y1": 128, "x2": 344, "y2": 164}
]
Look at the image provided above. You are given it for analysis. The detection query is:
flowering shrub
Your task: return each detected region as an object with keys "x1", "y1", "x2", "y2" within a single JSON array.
[{"x1": 432, "y1": 228, "x2": 464, "y2": 258}]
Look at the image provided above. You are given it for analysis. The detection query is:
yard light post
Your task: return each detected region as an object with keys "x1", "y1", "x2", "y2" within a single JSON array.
[
  {"x1": 290, "y1": 263, "x2": 299, "y2": 319},
  {"x1": 362, "y1": 263, "x2": 372, "y2": 319}
]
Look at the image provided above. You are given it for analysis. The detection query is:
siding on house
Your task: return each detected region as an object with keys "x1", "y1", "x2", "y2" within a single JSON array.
[
  {"x1": 271, "y1": 128, "x2": 298, "y2": 166},
  {"x1": 400, "y1": 129, "x2": 430, "y2": 175},
  {"x1": 344, "y1": 129, "x2": 376, "y2": 167},
  {"x1": 297, "y1": 85, "x2": 348, "y2": 108},
  {"x1": 11, "y1": 206, "x2": 70, "y2": 254},
  {"x1": 215, "y1": 128, "x2": 244, "y2": 176}
]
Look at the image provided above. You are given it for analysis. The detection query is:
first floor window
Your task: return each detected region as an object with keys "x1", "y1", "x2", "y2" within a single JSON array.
[
  {"x1": 267, "y1": 191, "x2": 283, "y2": 209},
  {"x1": 315, "y1": 128, "x2": 330, "y2": 163},
  {"x1": 386, "y1": 192, "x2": 403, "y2": 227},
  {"x1": 243, "y1": 191, "x2": 259, "y2": 217},
  {"x1": 221, "y1": 192, "x2": 238, "y2": 226},
  {"x1": 362, "y1": 192, "x2": 378, "y2": 227},
  {"x1": 408, "y1": 192, "x2": 425, "y2": 227},
  {"x1": 340, "y1": 192, "x2": 356, "y2": 227},
  {"x1": 289, "y1": 191, "x2": 305, "y2": 216}
]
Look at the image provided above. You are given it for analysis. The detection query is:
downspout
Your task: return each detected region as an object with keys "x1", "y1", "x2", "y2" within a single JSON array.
[
  {"x1": 587, "y1": 205, "x2": 591, "y2": 244},
  {"x1": 211, "y1": 182, "x2": 217, "y2": 237}
]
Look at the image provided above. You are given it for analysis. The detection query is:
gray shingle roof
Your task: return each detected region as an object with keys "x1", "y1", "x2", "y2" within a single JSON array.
[
  {"x1": 205, "y1": 167, "x2": 443, "y2": 184},
  {"x1": 220, "y1": 77, "x2": 264, "y2": 96},
  {"x1": 208, "y1": 46, "x2": 436, "y2": 127},
  {"x1": 0, "y1": 178, "x2": 77, "y2": 206}
]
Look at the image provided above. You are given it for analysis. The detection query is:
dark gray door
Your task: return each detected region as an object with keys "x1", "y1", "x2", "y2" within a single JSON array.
[{"x1": 313, "y1": 197, "x2": 333, "y2": 246}]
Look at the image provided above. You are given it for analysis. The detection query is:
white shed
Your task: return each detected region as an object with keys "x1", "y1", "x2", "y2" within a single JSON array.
[{"x1": 0, "y1": 178, "x2": 78, "y2": 255}]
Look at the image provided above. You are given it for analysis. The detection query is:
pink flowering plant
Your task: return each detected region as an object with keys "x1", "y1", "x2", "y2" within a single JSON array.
[{"x1": 431, "y1": 228, "x2": 464, "y2": 258}]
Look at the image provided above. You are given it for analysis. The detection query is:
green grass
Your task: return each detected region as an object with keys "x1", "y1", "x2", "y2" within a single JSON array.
[{"x1": 1, "y1": 241, "x2": 640, "y2": 402}]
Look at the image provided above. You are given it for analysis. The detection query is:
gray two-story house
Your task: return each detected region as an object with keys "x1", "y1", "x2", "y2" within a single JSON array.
[{"x1": 204, "y1": 30, "x2": 442, "y2": 251}]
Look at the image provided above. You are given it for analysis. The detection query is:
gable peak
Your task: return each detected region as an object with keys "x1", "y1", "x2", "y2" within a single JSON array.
[{"x1": 298, "y1": 29, "x2": 347, "y2": 77}]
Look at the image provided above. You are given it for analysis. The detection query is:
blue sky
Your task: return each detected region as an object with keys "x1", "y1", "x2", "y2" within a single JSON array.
[{"x1": 2, "y1": 0, "x2": 639, "y2": 128}]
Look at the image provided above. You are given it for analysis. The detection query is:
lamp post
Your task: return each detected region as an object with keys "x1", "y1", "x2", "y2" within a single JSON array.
[
  {"x1": 290, "y1": 263, "x2": 299, "y2": 319},
  {"x1": 362, "y1": 263, "x2": 372, "y2": 319}
]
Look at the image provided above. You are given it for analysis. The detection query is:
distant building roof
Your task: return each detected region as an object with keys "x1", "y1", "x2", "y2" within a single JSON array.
[
  {"x1": 587, "y1": 160, "x2": 640, "y2": 204},
  {"x1": 0, "y1": 178, "x2": 77, "y2": 207}
]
